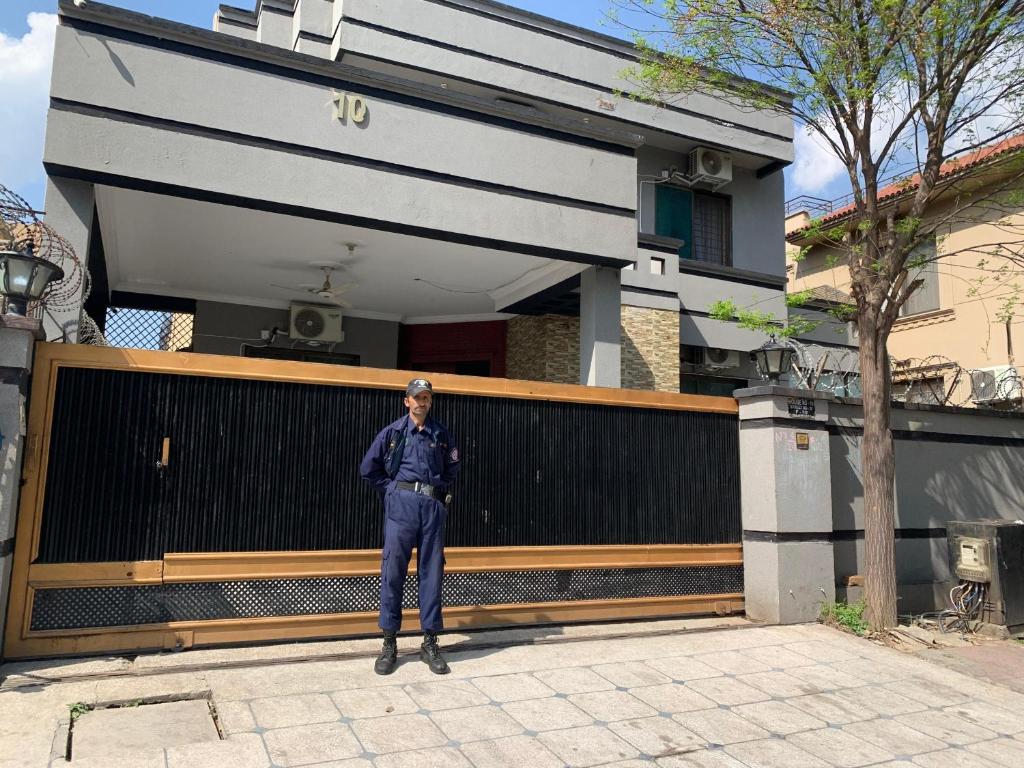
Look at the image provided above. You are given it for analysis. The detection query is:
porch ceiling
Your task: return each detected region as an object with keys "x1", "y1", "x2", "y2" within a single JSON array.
[{"x1": 96, "y1": 187, "x2": 579, "y2": 323}]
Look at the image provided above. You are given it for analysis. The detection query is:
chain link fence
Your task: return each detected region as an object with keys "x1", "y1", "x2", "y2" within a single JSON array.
[{"x1": 103, "y1": 307, "x2": 194, "y2": 352}]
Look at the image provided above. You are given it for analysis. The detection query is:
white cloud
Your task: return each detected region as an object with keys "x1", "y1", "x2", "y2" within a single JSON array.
[
  {"x1": 0, "y1": 13, "x2": 57, "y2": 206},
  {"x1": 790, "y1": 125, "x2": 847, "y2": 197}
]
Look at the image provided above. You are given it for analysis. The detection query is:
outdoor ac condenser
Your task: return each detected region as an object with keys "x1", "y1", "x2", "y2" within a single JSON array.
[
  {"x1": 702, "y1": 348, "x2": 741, "y2": 370},
  {"x1": 970, "y1": 365, "x2": 1020, "y2": 403},
  {"x1": 688, "y1": 147, "x2": 733, "y2": 187},
  {"x1": 947, "y1": 519, "x2": 1024, "y2": 635},
  {"x1": 289, "y1": 304, "x2": 344, "y2": 343}
]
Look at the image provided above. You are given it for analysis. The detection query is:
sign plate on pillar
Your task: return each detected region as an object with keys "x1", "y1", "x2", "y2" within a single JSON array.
[
  {"x1": 787, "y1": 397, "x2": 815, "y2": 417},
  {"x1": 795, "y1": 432, "x2": 810, "y2": 450}
]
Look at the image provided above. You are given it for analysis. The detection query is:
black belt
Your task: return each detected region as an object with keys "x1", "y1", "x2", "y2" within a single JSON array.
[{"x1": 396, "y1": 481, "x2": 437, "y2": 498}]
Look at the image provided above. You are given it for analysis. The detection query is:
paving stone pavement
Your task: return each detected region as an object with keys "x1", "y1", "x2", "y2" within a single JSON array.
[{"x1": 2, "y1": 621, "x2": 1023, "y2": 768}]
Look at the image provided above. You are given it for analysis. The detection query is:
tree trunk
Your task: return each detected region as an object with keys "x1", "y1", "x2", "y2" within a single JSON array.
[{"x1": 858, "y1": 320, "x2": 899, "y2": 629}]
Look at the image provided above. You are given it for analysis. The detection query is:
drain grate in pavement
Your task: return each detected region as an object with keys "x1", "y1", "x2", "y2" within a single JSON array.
[{"x1": 65, "y1": 694, "x2": 222, "y2": 762}]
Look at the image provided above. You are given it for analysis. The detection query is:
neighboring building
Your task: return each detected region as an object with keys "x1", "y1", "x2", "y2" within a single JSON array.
[
  {"x1": 786, "y1": 136, "x2": 1024, "y2": 406},
  {"x1": 41, "y1": 0, "x2": 795, "y2": 394}
]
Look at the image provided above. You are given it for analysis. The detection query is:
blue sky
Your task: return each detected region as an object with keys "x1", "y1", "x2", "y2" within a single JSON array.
[
  {"x1": 0, "y1": 1, "x2": 627, "y2": 37},
  {"x1": 0, "y1": 0, "x2": 828, "y2": 213}
]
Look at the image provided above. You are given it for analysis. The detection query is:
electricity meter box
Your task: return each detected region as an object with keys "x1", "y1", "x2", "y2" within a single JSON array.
[{"x1": 947, "y1": 520, "x2": 1024, "y2": 635}]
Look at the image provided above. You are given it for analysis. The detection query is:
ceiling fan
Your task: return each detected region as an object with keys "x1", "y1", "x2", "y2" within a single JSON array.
[{"x1": 272, "y1": 263, "x2": 358, "y2": 308}]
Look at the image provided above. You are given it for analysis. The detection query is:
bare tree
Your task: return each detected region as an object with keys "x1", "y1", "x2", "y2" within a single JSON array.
[{"x1": 613, "y1": 0, "x2": 1024, "y2": 628}]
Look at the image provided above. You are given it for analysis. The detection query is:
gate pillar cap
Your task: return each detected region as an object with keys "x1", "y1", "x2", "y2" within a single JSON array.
[{"x1": 734, "y1": 384, "x2": 835, "y2": 401}]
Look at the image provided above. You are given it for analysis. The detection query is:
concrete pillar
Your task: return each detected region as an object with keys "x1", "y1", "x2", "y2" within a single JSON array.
[
  {"x1": 293, "y1": 0, "x2": 334, "y2": 55},
  {"x1": 294, "y1": 0, "x2": 333, "y2": 37},
  {"x1": 257, "y1": 1, "x2": 294, "y2": 47},
  {"x1": 42, "y1": 176, "x2": 94, "y2": 343},
  {"x1": 580, "y1": 266, "x2": 621, "y2": 388},
  {"x1": 0, "y1": 318, "x2": 42, "y2": 660},
  {"x1": 735, "y1": 385, "x2": 836, "y2": 624},
  {"x1": 212, "y1": 6, "x2": 258, "y2": 40}
]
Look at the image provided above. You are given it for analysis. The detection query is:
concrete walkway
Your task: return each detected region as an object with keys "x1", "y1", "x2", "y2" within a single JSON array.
[{"x1": 2, "y1": 619, "x2": 1022, "y2": 768}]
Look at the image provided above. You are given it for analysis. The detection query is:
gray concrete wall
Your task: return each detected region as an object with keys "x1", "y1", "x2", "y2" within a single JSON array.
[
  {"x1": 0, "y1": 327, "x2": 36, "y2": 660},
  {"x1": 215, "y1": 0, "x2": 794, "y2": 156},
  {"x1": 40, "y1": 176, "x2": 94, "y2": 343},
  {"x1": 679, "y1": 312, "x2": 776, "y2": 353},
  {"x1": 44, "y1": 22, "x2": 637, "y2": 265},
  {"x1": 632, "y1": 146, "x2": 788, "y2": 354},
  {"x1": 829, "y1": 399, "x2": 1024, "y2": 614},
  {"x1": 636, "y1": 148, "x2": 787, "y2": 278},
  {"x1": 737, "y1": 388, "x2": 836, "y2": 623},
  {"x1": 737, "y1": 385, "x2": 1024, "y2": 622},
  {"x1": 48, "y1": 24, "x2": 636, "y2": 213},
  {"x1": 332, "y1": 0, "x2": 793, "y2": 161},
  {"x1": 580, "y1": 266, "x2": 622, "y2": 387},
  {"x1": 678, "y1": 272, "x2": 785, "y2": 321},
  {"x1": 792, "y1": 308, "x2": 858, "y2": 348},
  {"x1": 44, "y1": 108, "x2": 631, "y2": 266},
  {"x1": 729, "y1": 167, "x2": 786, "y2": 277},
  {"x1": 193, "y1": 301, "x2": 400, "y2": 370}
]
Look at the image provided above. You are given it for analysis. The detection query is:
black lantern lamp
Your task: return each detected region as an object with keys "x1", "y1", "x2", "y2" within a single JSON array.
[
  {"x1": 750, "y1": 334, "x2": 795, "y2": 384},
  {"x1": 0, "y1": 244, "x2": 64, "y2": 317}
]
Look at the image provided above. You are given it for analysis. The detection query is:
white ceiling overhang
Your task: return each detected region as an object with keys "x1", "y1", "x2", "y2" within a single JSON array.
[{"x1": 96, "y1": 186, "x2": 584, "y2": 323}]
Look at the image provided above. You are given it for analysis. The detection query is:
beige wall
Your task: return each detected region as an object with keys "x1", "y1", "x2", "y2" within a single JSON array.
[
  {"x1": 787, "y1": 200, "x2": 1024, "y2": 400},
  {"x1": 507, "y1": 308, "x2": 681, "y2": 392}
]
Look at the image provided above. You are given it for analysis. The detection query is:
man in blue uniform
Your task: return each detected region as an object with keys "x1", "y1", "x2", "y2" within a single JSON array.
[{"x1": 360, "y1": 378, "x2": 461, "y2": 675}]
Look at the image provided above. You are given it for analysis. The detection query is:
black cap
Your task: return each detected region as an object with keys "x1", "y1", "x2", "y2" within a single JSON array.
[{"x1": 406, "y1": 378, "x2": 433, "y2": 397}]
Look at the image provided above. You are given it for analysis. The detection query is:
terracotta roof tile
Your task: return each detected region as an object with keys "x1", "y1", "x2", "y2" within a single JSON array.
[
  {"x1": 802, "y1": 285, "x2": 854, "y2": 306},
  {"x1": 789, "y1": 134, "x2": 1024, "y2": 237}
]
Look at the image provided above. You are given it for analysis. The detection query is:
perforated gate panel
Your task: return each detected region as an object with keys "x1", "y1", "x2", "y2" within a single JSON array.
[{"x1": 29, "y1": 566, "x2": 744, "y2": 631}]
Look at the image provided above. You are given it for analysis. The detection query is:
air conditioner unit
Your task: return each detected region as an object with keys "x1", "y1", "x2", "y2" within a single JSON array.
[
  {"x1": 702, "y1": 347, "x2": 741, "y2": 370},
  {"x1": 290, "y1": 304, "x2": 344, "y2": 343},
  {"x1": 971, "y1": 366, "x2": 1020, "y2": 403},
  {"x1": 688, "y1": 147, "x2": 733, "y2": 186}
]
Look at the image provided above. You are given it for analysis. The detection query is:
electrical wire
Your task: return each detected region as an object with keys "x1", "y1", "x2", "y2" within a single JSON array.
[
  {"x1": 937, "y1": 579, "x2": 987, "y2": 634},
  {"x1": 412, "y1": 262, "x2": 553, "y2": 296}
]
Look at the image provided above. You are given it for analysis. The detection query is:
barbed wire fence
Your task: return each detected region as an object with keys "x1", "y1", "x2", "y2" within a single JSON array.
[
  {"x1": 1, "y1": 182, "x2": 107, "y2": 344},
  {"x1": 781, "y1": 338, "x2": 1024, "y2": 411}
]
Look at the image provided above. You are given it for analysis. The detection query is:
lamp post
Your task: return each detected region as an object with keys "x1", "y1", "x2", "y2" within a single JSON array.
[
  {"x1": 750, "y1": 334, "x2": 795, "y2": 384},
  {"x1": 0, "y1": 244, "x2": 65, "y2": 317}
]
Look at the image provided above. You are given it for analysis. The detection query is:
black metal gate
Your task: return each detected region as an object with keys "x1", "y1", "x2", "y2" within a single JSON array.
[{"x1": 6, "y1": 345, "x2": 743, "y2": 658}]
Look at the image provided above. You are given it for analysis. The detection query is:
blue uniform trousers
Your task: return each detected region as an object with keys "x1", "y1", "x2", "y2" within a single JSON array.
[{"x1": 379, "y1": 486, "x2": 447, "y2": 634}]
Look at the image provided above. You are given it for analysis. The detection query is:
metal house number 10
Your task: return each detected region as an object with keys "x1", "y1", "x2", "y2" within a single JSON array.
[{"x1": 332, "y1": 92, "x2": 368, "y2": 124}]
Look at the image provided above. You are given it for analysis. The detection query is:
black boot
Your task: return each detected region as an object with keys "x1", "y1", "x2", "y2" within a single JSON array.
[
  {"x1": 420, "y1": 632, "x2": 450, "y2": 675},
  {"x1": 374, "y1": 632, "x2": 398, "y2": 675}
]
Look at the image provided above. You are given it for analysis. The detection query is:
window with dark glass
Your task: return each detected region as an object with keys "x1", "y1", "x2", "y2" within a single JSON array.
[
  {"x1": 653, "y1": 186, "x2": 731, "y2": 266},
  {"x1": 899, "y1": 237, "x2": 940, "y2": 317},
  {"x1": 692, "y1": 193, "x2": 731, "y2": 265},
  {"x1": 901, "y1": 375, "x2": 946, "y2": 404}
]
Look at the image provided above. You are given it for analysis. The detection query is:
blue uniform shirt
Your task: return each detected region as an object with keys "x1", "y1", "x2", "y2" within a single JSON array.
[{"x1": 360, "y1": 415, "x2": 461, "y2": 495}]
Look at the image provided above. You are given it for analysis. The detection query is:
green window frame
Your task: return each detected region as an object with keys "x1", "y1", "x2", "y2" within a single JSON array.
[
  {"x1": 654, "y1": 186, "x2": 731, "y2": 266},
  {"x1": 655, "y1": 186, "x2": 694, "y2": 259}
]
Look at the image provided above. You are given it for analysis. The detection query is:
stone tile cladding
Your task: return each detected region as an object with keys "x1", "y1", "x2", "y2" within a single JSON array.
[
  {"x1": 506, "y1": 309, "x2": 680, "y2": 393},
  {"x1": 506, "y1": 315, "x2": 580, "y2": 385},
  {"x1": 621, "y1": 306, "x2": 680, "y2": 393}
]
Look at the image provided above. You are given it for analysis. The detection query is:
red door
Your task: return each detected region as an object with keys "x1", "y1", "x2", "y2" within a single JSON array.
[{"x1": 399, "y1": 321, "x2": 507, "y2": 378}]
